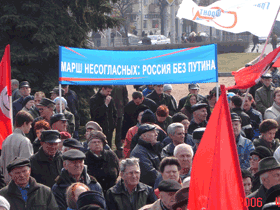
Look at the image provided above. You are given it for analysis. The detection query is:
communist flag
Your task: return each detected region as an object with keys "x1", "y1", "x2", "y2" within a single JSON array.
[
  {"x1": 227, "y1": 46, "x2": 280, "y2": 90},
  {"x1": 0, "y1": 45, "x2": 12, "y2": 149},
  {"x1": 188, "y1": 85, "x2": 248, "y2": 210}
]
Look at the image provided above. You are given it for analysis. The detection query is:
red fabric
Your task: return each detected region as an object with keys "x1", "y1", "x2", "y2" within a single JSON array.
[
  {"x1": 273, "y1": 56, "x2": 280, "y2": 67},
  {"x1": 227, "y1": 46, "x2": 280, "y2": 90},
  {"x1": 0, "y1": 45, "x2": 12, "y2": 149},
  {"x1": 188, "y1": 85, "x2": 248, "y2": 210}
]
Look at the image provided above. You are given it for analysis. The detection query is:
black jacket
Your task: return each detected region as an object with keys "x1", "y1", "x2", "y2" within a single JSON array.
[
  {"x1": 232, "y1": 108, "x2": 254, "y2": 140},
  {"x1": 30, "y1": 147, "x2": 63, "y2": 188},
  {"x1": 247, "y1": 185, "x2": 267, "y2": 210},
  {"x1": 64, "y1": 89, "x2": 80, "y2": 130},
  {"x1": 188, "y1": 119, "x2": 208, "y2": 135}
]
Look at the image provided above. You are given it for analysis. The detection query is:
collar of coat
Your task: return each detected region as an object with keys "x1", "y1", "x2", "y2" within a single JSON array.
[
  {"x1": 36, "y1": 147, "x2": 62, "y2": 162},
  {"x1": 7, "y1": 177, "x2": 40, "y2": 196},
  {"x1": 13, "y1": 128, "x2": 25, "y2": 136},
  {"x1": 86, "y1": 150, "x2": 108, "y2": 161},
  {"x1": 110, "y1": 179, "x2": 148, "y2": 195}
]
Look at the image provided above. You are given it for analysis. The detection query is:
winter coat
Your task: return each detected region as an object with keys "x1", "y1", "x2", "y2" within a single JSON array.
[
  {"x1": 64, "y1": 89, "x2": 80, "y2": 130},
  {"x1": 30, "y1": 147, "x2": 63, "y2": 188},
  {"x1": 12, "y1": 96, "x2": 24, "y2": 124},
  {"x1": 247, "y1": 185, "x2": 267, "y2": 210},
  {"x1": 244, "y1": 107, "x2": 263, "y2": 139},
  {"x1": 155, "y1": 116, "x2": 172, "y2": 132},
  {"x1": 0, "y1": 177, "x2": 59, "y2": 210},
  {"x1": 139, "y1": 199, "x2": 163, "y2": 210},
  {"x1": 52, "y1": 167, "x2": 103, "y2": 210},
  {"x1": 187, "y1": 119, "x2": 208, "y2": 135},
  {"x1": 123, "y1": 125, "x2": 139, "y2": 158},
  {"x1": 253, "y1": 137, "x2": 280, "y2": 154},
  {"x1": 236, "y1": 134, "x2": 255, "y2": 170},
  {"x1": 264, "y1": 102, "x2": 280, "y2": 126},
  {"x1": 28, "y1": 107, "x2": 40, "y2": 119},
  {"x1": 255, "y1": 85, "x2": 275, "y2": 115},
  {"x1": 106, "y1": 180, "x2": 157, "y2": 210}
]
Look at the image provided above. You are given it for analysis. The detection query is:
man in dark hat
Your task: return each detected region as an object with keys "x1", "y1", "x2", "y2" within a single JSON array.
[
  {"x1": 78, "y1": 191, "x2": 106, "y2": 210},
  {"x1": 61, "y1": 138, "x2": 83, "y2": 153},
  {"x1": 187, "y1": 103, "x2": 208, "y2": 135},
  {"x1": 255, "y1": 73, "x2": 275, "y2": 115},
  {"x1": 140, "y1": 179, "x2": 182, "y2": 210},
  {"x1": 130, "y1": 123, "x2": 161, "y2": 187},
  {"x1": 247, "y1": 157, "x2": 280, "y2": 210},
  {"x1": 12, "y1": 81, "x2": 31, "y2": 123},
  {"x1": 52, "y1": 149, "x2": 103, "y2": 210},
  {"x1": 50, "y1": 113, "x2": 67, "y2": 132},
  {"x1": 231, "y1": 113, "x2": 254, "y2": 169},
  {"x1": 0, "y1": 157, "x2": 59, "y2": 210},
  {"x1": 29, "y1": 130, "x2": 63, "y2": 188},
  {"x1": 172, "y1": 187, "x2": 189, "y2": 210}
]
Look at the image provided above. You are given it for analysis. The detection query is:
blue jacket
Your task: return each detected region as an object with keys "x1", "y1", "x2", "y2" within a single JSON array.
[{"x1": 236, "y1": 134, "x2": 255, "y2": 169}]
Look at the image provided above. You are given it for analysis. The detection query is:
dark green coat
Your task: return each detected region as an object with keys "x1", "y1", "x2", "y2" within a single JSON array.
[
  {"x1": 253, "y1": 137, "x2": 280, "y2": 154},
  {"x1": 0, "y1": 176, "x2": 59, "y2": 210}
]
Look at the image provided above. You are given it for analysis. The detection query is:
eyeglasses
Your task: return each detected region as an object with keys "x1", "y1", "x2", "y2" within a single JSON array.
[{"x1": 249, "y1": 156, "x2": 260, "y2": 161}]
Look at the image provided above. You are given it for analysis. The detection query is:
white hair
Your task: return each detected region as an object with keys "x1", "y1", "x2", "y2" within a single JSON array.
[
  {"x1": 174, "y1": 143, "x2": 194, "y2": 158},
  {"x1": 260, "y1": 172, "x2": 269, "y2": 184},
  {"x1": 167, "y1": 123, "x2": 184, "y2": 136},
  {"x1": 120, "y1": 157, "x2": 140, "y2": 173}
]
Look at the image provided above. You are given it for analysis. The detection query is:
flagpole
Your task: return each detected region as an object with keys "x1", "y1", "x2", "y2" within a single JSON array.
[{"x1": 59, "y1": 84, "x2": 62, "y2": 113}]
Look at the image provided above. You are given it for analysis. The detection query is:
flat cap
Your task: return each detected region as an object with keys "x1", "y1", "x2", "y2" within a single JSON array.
[
  {"x1": 85, "y1": 121, "x2": 102, "y2": 131},
  {"x1": 231, "y1": 112, "x2": 241, "y2": 121},
  {"x1": 63, "y1": 138, "x2": 83, "y2": 149},
  {"x1": 193, "y1": 127, "x2": 206, "y2": 144},
  {"x1": 38, "y1": 98, "x2": 55, "y2": 107},
  {"x1": 138, "y1": 124, "x2": 156, "y2": 136},
  {"x1": 158, "y1": 179, "x2": 182, "y2": 192},
  {"x1": 191, "y1": 103, "x2": 208, "y2": 113},
  {"x1": 63, "y1": 149, "x2": 86, "y2": 161},
  {"x1": 261, "y1": 73, "x2": 272, "y2": 79},
  {"x1": 50, "y1": 113, "x2": 67, "y2": 126},
  {"x1": 7, "y1": 157, "x2": 30, "y2": 173},
  {"x1": 41, "y1": 130, "x2": 61, "y2": 143},
  {"x1": 19, "y1": 81, "x2": 30, "y2": 89},
  {"x1": 188, "y1": 83, "x2": 200, "y2": 90}
]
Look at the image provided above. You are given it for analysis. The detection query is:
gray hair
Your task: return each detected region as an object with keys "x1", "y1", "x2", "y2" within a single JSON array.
[
  {"x1": 120, "y1": 157, "x2": 140, "y2": 173},
  {"x1": 260, "y1": 172, "x2": 269, "y2": 184},
  {"x1": 11, "y1": 79, "x2": 19, "y2": 86},
  {"x1": 174, "y1": 143, "x2": 194, "y2": 158},
  {"x1": 167, "y1": 123, "x2": 184, "y2": 136}
]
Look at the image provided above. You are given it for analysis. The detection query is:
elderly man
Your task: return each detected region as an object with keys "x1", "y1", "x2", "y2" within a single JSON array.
[
  {"x1": 52, "y1": 149, "x2": 103, "y2": 210},
  {"x1": 231, "y1": 113, "x2": 255, "y2": 169},
  {"x1": 255, "y1": 73, "x2": 275, "y2": 115},
  {"x1": 0, "y1": 110, "x2": 34, "y2": 184},
  {"x1": 174, "y1": 143, "x2": 193, "y2": 179},
  {"x1": 106, "y1": 157, "x2": 157, "y2": 210},
  {"x1": 50, "y1": 113, "x2": 67, "y2": 132},
  {"x1": 188, "y1": 103, "x2": 208, "y2": 135},
  {"x1": 247, "y1": 157, "x2": 280, "y2": 210},
  {"x1": 0, "y1": 157, "x2": 59, "y2": 210},
  {"x1": 30, "y1": 130, "x2": 63, "y2": 188},
  {"x1": 146, "y1": 85, "x2": 176, "y2": 116},
  {"x1": 161, "y1": 123, "x2": 185, "y2": 158},
  {"x1": 130, "y1": 124, "x2": 161, "y2": 187},
  {"x1": 140, "y1": 179, "x2": 182, "y2": 210}
]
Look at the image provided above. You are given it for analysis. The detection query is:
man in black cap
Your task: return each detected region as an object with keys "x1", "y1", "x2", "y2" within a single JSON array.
[
  {"x1": 12, "y1": 81, "x2": 31, "y2": 123},
  {"x1": 255, "y1": 73, "x2": 275, "y2": 115},
  {"x1": 50, "y1": 113, "x2": 67, "y2": 133},
  {"x1": 187, "y1": 103, "x2": 208, "y2": 135},
  {"x1": 130, "y1": 123, "x2": 161, "y2": 187},
  {"x1": 172, "y1": 186, "x2": 189, "y2": 210},
  {"x1": 247, "y1": 157, "x2": 280, "y2": 210},
  {"x1": 0, "y1": 157, "x2": 59, "y2": 210},
  {"x1": 140, "y1": 179, "x2": 182, "y2": 210},
  {"x1": 231, "y1": 113, "x2": 255, "y2": 170},
  {"x1": 29, "y1": 130, "x2": 63, "y2": 188},
  {"x1": 52, "y1": 149, "x2": 103, "y2": 210},
  {"x1": 78, "y1": 191, "x2": 106, "y2": 210},
  {"x1": 61, "y1": 138, "x2": 83, "y2": 153}
]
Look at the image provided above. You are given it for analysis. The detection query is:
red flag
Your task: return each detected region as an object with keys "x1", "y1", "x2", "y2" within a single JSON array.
[
  {"x1": 188, "y1": 85, "x2": 248, "y2": 210},
  {"x1": 273, "y1": 56, "x2": 280, "y2": 67},
  {"x1": 0, "y1": 45, "x2": 12, "y2": 149},
  {"x1": 226, "y1": 46, "x2": 280, "y2": 90}
]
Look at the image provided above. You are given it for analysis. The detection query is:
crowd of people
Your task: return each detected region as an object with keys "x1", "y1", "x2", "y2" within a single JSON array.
[{"x1": 2, "y1": 67, "x2": 280, "y2": 209}]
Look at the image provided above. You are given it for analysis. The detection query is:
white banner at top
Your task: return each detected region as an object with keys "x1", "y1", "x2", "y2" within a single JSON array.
[{"x1": 177, "y1": 0, "x2": 280, "y2": 37}]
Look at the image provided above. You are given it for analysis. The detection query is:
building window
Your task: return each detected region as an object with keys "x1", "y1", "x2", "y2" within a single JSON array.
[
  {"x1": 152, "y1": 20, "x2": 159, "y2": 28},
  {"x1": 144, "y1": 20, "x2": 147, "y2": 28}
]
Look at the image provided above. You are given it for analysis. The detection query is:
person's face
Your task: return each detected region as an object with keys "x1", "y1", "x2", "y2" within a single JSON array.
[
  {"x1": 25, "y1": 100, "x2": 35, "y2": 109},
  {"x1": 249, "y1": 154, "x2": 261, "y2": 170},
  {"x1": 175, "y1": 149, "x2": 193, "y2": 169},
  {"x1": 242, "y1": 97, "x2": 253, "y2": 111},
  {"x1": 229, "y1": 100, "x2": 234, "y2": 109},
  {"x1": 38, "y1": 106, "x2": 52, "y2": 119},
  {"x1": 88, "y1": 139, "x2": 104, "y2": 154},
  {"x1": 263, "y1": 169, "x2": 280, "y2": 189},
  {"x1": 36, "y1": 128, "x2": 45, "y2": 140},
  {"x1": 121, "y1": 165, "x2": 140, "y2": 188},
  {"x1": 142, "y1": 129, "x2": 158, "y2": 145},
  {"x1": 55, "y1": 102, "x2": 66, "y2": 111},
  {"x1": 85, "y1": 128, "x2": 94, "y2": 140},
  {"x1": 62, "y1": 85, "x2": 69, "y2": 94},
  {"x1": 20, "y1": 86, "x2": 31, "y2": 97},
  {"x1": 101, "y1": 87, "x2": 112, "y2": 97},
  {"x1": 262, "y1": 78, "x2": 272, "y2": 87},
  {"x1": 262, "y1": 128, "x2": 277, "y2": 143},
  {"x1": 189, "y1": 89, "x2": 198, "y2": 95},
  {"x1": 34, "y1": 96, "x2": 42, "y2": 107},
  {"x1": 162, "y1": 165, "x2": 180, "y2": 181},
  {"x1": 243, "y1": 177, "x2": 252, "y2": 196},
  {"x1": 74, "y1": 186, "x2": 88, "y2": 202},
  {"x1": 154, "y1": 85, "x2": 164, "y2": 94},
  {"x1": 133, "y1": 97, "x2": 144, "y2": 106},
  {"x1": 159, "y1": 191, "x2": 177, "y2": 210},
  {"x1": 137, "y1": 111, "x2": 144, "y2": 123},
  {"x1": 52, "y1": 120, "x2": 67, "y2": 132},
  {"x1": 41, "y1": 142, "x2": 60, "y2": 157},
  {"x1": 51, "y1": 93, "x2": 59, "y2": 101},
  {"x1": 9, "y1": 166, "x2": 30, "y2": 188},
  {"x1": 170, "y1": 127, "x2": 185, "y2": 145},
  {"x1": 156, "y1": 115, "x2": 167, "y2": 123},
  {"x1": 275, "y1": 92, "x2": 280, "y2": 105},
  {"x1": 190, "y1": 95, "x2": 197, "y2": 106},
  {"x1": 181, "y1": 120, "x2": 190, "y2": 133},
  {"x1": 165, "y1": 90, "x2": 172, "y2": 95},
  {"x1": 64, "y1": 159, "x2": 84, "y2": 177},
  {"x1": 193, "y1": 108, "x2": 207, "y2": 122},
  {"x1": 232, "y1": 120, "x2": 241, "y2": 137},
  {"x1": 22, "y1": 122, "x2": 32, "y2": 134}
]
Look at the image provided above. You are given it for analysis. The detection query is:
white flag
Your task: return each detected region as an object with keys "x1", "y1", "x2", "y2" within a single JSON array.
[{"x1": 177, "y1": 0, "x2": 280, "y2": 37}]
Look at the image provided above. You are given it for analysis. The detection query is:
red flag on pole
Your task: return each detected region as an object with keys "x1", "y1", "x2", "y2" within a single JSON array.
[
  {"x1": 226, "y1": 46, "x2": 280, "y2": 90},
  {"x1": 273, "y1": 56, "x2": 280, "y2": 67},
  {"x1": 188, "y1": 85, "x2": 248, "y2": 210},
  {"x1": 0, "y1": 45, "x2": 12, "y2": 149}
]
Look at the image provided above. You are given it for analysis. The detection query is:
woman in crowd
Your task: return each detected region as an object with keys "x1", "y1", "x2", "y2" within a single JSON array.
[
  {"x1": 155, "y1": 105, "x2": 172, "y2": 132},
  {"x1": 66, "y1": 182, "x2": 89, "y2": 210},
  {"x1": 21, "y1": 95, "x2": 35, "y2": 112},
  {"x1": 181, "y1": 94, "x2": 197, "y2": 119},
  {"x1": 85, "y1": 130, "x2": 120, "y2": 194},
  {"x1": 32, "y1": 120, "x2": 51, "y2": 153}
]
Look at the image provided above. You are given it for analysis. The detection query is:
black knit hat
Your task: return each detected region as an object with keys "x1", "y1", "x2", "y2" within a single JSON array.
[
  {"x1": 250, "y1": 146, "x2": 272, "y2": 160},
  {"x1": 77, "y1": 191, "x2": 106, "y2": 209},
  {"x1": 172, "y1": 112, "x2": 188, "y2": 122},
  {"x1": 141, "y1": 109, "x2": 156, "y2": 123},
  {"x1": 22, "y1": 95, "x2": 34, "y2": 107}
]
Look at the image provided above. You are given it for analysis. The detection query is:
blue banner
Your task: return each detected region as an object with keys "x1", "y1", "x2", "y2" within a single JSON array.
[{"x1": 59, "y1": 44, "x2": 218, "y2": 85}]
